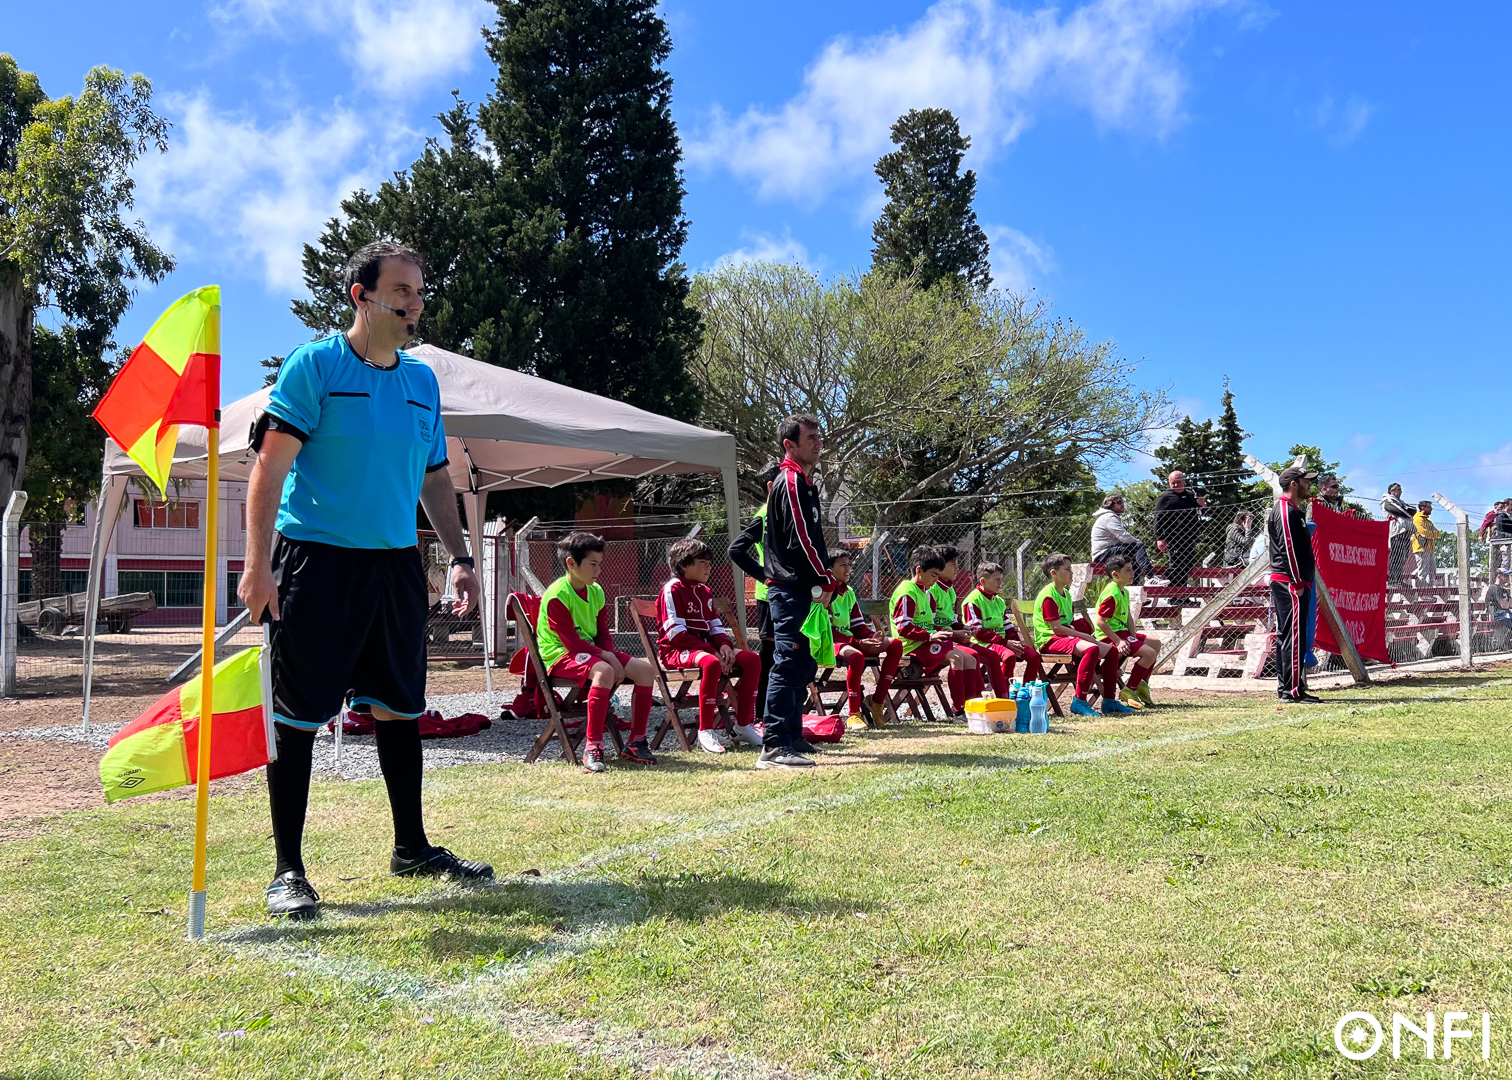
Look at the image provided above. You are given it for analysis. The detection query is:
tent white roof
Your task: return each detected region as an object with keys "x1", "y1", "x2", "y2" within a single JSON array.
[{"x1": 101, "y1": 343, "x2": 737, "y2": 490}]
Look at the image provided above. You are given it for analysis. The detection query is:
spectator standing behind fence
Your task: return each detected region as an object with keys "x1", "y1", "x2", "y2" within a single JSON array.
[
  {"x1": 1412, "y1": 501, "x2": 1439, "y2": 585},
  {"x1": 1153, "y1": 472, "x2": 1206, "y2": 587},
  {"x1": 1486, "y1": 569, "x2": 1512, "y2": 634},
  {"x1": 1268, "y1": 466, "x2": 1322, "y2": 704},
  {"x1": 1090, "y1": 494, "x2": 1155, "y2": 582},
  {"x1": 757, "y1": 415, "x2": 835, "y2": 770},
  {"x1": 1380, "y1": 483, "x2": 1416, "y2": 587},
  {"x1": 728, "y1": 461, "x2": 781, "y2": 736},
  {"x1": 1492, "y1": 501, "x2": 1512, "y2": 573},
  {"x1": 1317, "y1": 474, "x2": 1360, "y2": 517},
  {"x1": 1222, "y1": 511, "x2": 1256, "y2": 568}
]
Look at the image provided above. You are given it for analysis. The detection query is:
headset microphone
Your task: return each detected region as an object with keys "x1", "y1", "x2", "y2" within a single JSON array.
[{"x1": 366, "y1": 295, "x2": 410, "y2": 320}]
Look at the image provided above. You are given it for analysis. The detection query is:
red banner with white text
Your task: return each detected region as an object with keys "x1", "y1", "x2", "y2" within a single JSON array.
[{"x1": 1310, "y1": 500, "x2": 1391, "y2": 663}]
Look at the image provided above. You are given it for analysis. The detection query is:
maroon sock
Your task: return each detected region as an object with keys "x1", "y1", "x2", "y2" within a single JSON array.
[
  {"x1": 947, "y1": 668, "x2": 967, "y2": 711},
  {"x1": 1101, "y1": 650, "x2": 1121, "y2": 699},
  {"x1": 1129, "y1": 662, "x2": 1152, "y2": 690},
  {"x1": 1075, "y1": 649, "x2": 1099, "y2": 698},
  {"x1": 585, "y1": 686, "x2": 611, "y2": 745},
  {"x1": 630, "y1": 685, "x2": 652, "y2": 741}
]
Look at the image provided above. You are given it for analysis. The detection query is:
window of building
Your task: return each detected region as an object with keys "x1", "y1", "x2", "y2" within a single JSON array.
[
  {"x1": 117, "y1": 570, "x2": 204, "y2": 607},
  {"x1": 17, "y1": 569, "x2": 89, "y2": 603},
  {"x1": 227, "y1": 571, "x2": 243, "y2": 609},
  {"x1": 133, "y1": 500, "x2": 200, "y2": 529}
]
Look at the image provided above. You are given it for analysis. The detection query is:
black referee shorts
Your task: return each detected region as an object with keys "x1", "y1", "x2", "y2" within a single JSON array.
[{"x1": 268, "y1": 534, "x2": 428, "y2": 730}]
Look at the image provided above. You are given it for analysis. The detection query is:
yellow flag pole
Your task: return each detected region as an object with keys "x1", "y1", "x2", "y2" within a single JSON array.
[{"x1": 188, "y1": 432, "x2": 219, "y2": 940}]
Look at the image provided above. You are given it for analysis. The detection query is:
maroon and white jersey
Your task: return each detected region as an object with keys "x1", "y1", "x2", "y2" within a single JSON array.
[{"x1": 657, "y1": 577, "x2": 734, "y2": 654}]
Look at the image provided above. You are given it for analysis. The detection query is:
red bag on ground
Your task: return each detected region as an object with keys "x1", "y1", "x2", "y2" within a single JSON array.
[{"x1": 801, "y1": 713, "x2": 845, "y2": 743}]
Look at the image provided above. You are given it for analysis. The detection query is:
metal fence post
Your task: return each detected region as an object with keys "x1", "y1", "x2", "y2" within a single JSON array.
[
  {"x1": 1015, "y1": 537, "x2": 1035, "y2": 600},
  {"x1": 870, "y1": 530, "x2": 889, "y2": 600},
  {"x1": 1433, "y1": 493, "x2": 1472, "y2": 667},
  {"x1": 2, "y1": 491, "x2": 28, "y2": 697},
  {"x1": 513, "y1": 516, "x2": 544, "y2": 594}
]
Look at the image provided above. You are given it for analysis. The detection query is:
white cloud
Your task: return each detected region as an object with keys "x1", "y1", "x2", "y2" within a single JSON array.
[
  {"x1": 711, "y1": 229, "x2": 814, "y2": 270},
  {"x1": 687, "y1": 0, "x2": 1246, "y2": 204},
  {"x1": 212, "y1": 0, "x2": 491, "y2": 93},
  {"x1": 1313, "y1": 93, "x2": 1375, "y2": 148},
  {"x1": 985, "y1": 223, "x2": 1054, "y2": 293},
  {"x1": 134, "y1": 95, "x2": 405, "y2": 291}
]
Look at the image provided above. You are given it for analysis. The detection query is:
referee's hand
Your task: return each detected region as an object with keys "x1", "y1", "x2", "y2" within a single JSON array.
[
  {"x1": 239, "y1": 566, "x2": 280, "y2": 622},
  {"x1": 449, "y1": 563, "x2": 480, "y2": 617}
]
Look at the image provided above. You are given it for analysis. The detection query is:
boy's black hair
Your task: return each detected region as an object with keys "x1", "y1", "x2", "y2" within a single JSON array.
[
  {"x1": 1103, "y1": 553, "x2": 1133, "y2": 576},
  {"x1": 910, "y1": 546, "x2": 946, "y2": 574},
  {"x1": 667, "y1": 537, "x2": 714, "y2": 575},
  {"x1": 933, "y1": 543, "x2": 960, "y2": 565},
  {"x1": 977, "y1": 561, "x2": 1004, "y2": 579},
  {"x1": 758, "y1": 460, "x2": 782, "y2": 488},
  {"x1": 558, "y1": 531, "x2": 605, "y2": 565},
  {"x1": 1041, "y1": 552, "x2": 1072, "y2": 575},
  {"x1": 827, "y1": 549, "x2": 853, "y2": 569}
]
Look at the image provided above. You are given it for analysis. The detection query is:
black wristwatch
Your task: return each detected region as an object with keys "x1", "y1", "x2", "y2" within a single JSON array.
[{"x1": 449, "y1": 556, "x2": 475, "y2": 568}]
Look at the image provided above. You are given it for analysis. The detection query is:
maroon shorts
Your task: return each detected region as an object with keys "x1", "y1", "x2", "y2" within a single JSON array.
[
  {"x1": 906, "y1": 639, "x2": 952, "y2": 674},
  {"x1": 1040, "y1": 635, "x2": 1084, "y2": 656},
  {"x1": 1104, "y1": 629, "x2": 1148, "y2": 654},
  {"x1": 548, "y1": 648, "x2": 632, "y2": 685}
]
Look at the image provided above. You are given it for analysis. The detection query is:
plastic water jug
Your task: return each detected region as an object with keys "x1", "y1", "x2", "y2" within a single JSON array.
[
  {"x1": 1029, "y1": 682, "x2": 1049, "y2": 734},
  {"x1": 1014, "y1": 686, "x2": 1031, "y2": 732}
]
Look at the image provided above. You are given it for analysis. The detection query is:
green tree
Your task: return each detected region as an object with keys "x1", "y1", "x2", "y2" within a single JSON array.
[
  {"x1": 24, "y1": 327, "x2": 115, "y2": 598},
  {"x1": 1150, "y1": 381, "x2": 1259, "y2": 508},
  {"x1": 296, "y1": 0, "x2": 701, "y2": 424},
  {"x1": 0, "y1": 56, "x2": 172, "y2": 597},
  {"x1": 870, "y1": 108, "x2": 991, "y2": 292},
  {"x1": 691, "y1": 262, "x2": 1169, "y2": 526}
]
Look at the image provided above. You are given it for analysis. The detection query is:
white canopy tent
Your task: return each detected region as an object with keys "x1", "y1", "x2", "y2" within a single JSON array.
[{"x1": 82, "y1": 343, "x2": 744, "y2": 722}]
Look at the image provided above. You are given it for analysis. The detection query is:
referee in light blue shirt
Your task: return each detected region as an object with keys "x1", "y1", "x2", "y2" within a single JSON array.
[{"x1": 239, "y1": 241, "x2": 493, "y2": 920}]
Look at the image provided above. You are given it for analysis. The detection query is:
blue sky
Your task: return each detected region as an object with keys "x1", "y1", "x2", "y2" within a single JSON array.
[{"x1": 11, "y1": 0, "x2": 1510, "y2": 514}]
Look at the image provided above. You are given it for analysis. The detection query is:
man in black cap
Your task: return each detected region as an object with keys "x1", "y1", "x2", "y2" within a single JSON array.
[{"x1": 1267, "y1": 465, "x2": 1321, "y2": 703}]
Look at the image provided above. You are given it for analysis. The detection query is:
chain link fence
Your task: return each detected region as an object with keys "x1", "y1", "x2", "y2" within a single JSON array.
[{"x1": 7, "y1": 488, "x2": 1508, "y2": 700}]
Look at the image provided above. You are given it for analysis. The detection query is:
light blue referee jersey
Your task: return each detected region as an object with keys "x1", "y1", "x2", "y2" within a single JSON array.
[{"x1": 263, "y1": 333, "x2": 448, "y2": 549}]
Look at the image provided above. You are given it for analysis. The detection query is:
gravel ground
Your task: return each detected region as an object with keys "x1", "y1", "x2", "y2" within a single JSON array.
[{"x1": 0, "y1": 688, "x2": 700, "y2": 785}]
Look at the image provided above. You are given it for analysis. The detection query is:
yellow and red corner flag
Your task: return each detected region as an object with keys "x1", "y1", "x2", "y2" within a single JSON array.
[
  {"x1": 100, "y1": 648, "x2": 271, "y2": 803},
  {"x1": 92, "y1": 286, "x2": 221, "y2": 494}
]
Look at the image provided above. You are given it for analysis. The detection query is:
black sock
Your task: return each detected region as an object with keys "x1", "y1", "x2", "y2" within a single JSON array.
[
  {"x1": 375, "y1": 717, "x2": 429, "y2": 860},
  {"x1": 266, "y1": 723, "x2": 316, "y2": 879}
]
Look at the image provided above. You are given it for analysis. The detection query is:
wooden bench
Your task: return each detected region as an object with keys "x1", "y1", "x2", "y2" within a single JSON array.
[
  {"x1": 508, "y1": 592, "x2": 627, "y2": 765},
  {"x1": 623, "y1": 597, "x2": 735, "y2": 752}
]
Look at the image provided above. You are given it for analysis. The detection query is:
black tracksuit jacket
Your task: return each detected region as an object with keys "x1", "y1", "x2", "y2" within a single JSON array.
[{"x1": 759, "y1": 459, "x2": 834, "y2": 593}]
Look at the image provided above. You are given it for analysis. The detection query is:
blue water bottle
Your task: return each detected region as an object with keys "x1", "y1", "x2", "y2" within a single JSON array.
[
  {"x1": 1029, "y1": 682, "x2": 1049, "y2": 734},
  {"x1": 1014, "y1": 684, "x2": 1030, "y2": 732}
]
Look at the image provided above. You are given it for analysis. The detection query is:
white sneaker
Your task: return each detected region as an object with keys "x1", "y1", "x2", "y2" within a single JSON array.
[
  {"x1": 697, "y1": 729, "x2": 729, "y2": 754},
  {"x1": 1146, "y1": 576, "x2": 1169, "y2": 586},
  {"x1": 732, "y1": 722, "x2": 764, "y2": 748}
]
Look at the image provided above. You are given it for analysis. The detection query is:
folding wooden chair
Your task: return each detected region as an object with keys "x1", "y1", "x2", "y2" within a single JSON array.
[
  {"x1": 864, "y1": 600, "x2": 954, "y2": 722},
  {"x1": 1009, "y1": 598, "x2": 1109, "y2": 716},
  {"x1": 509, "y1": 592, "x2": 625, "y2": 764},
  {"x1": 626, "y1": 597, "x2": 733, "y2": 751}
]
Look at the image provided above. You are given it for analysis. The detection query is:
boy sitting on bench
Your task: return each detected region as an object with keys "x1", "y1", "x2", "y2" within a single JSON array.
[
  {"x1": 961, "y1": 561, "x2": 1043, "y2": 689},
  {"x1": 826, "y1": 550, "x2": 903, "y2": 731},
  {"x1": 931, "y1": 544, "x2": 999, "y2": 701},
  {"x1": 536, "y1": 531, "x2": 658, "y2": 773},
  {"x1": 656, "y1": 538, "x2": 764, "y2": 754},
  {"x1": 1032, "y1": 552, "x2": 1130, "y2": 717},
  {"x1": 890, "y1": 546, "x2": 979, "y2": 719},
  {"x1": 1092, "y1": 553, "x2": 1159, "y2": 709}
]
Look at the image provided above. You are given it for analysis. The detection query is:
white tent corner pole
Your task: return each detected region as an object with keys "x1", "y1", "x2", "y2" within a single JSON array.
[
  {"x1": 82, "y1": 475, "x2": 129, "y2": 730},
  {"x1": 465, "y1": 491, "x2": 492, "y2": 702},
  {"x1": 721, "y1": 467, "x2": 747, "y2": 640}
]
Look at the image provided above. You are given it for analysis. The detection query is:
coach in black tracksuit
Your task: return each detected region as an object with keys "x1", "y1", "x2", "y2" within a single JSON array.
[
  {"x1": 757, "y1": 414, "x2": 835, "y2": 769},
  {"x1": 1268, "y1": 466, "x2": 1322, "y2": 703}
]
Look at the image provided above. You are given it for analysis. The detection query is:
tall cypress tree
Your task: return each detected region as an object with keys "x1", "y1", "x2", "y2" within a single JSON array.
[
  {"x1": 478, "y1": 0, "x2": 701, "y2": 419},
  {"x1": 294, "y1": 0, "x2": 700, "y2": 422},
  {"x1": 870, "y1": 108, "x2": 992, "y2": 291}
]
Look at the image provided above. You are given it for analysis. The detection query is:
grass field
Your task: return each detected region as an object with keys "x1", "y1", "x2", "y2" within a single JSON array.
[{"x1": 5, "y1": 670, "x2": 1512, "y2": 1079}]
